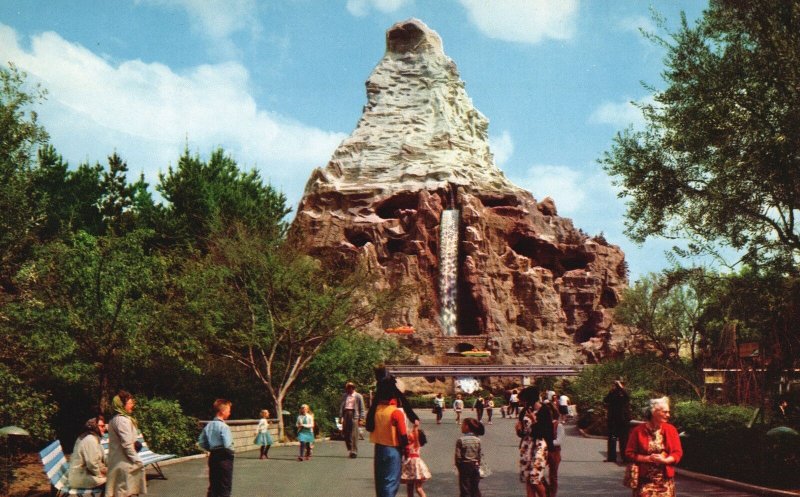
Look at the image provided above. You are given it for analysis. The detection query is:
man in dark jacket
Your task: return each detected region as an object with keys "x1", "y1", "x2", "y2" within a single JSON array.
[{"x1": 603, "y1": 380, "x2": 630, "y2": 462}]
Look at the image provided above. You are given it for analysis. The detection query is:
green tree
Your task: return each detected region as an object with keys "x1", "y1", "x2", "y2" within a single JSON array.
[
  {"x1": 180, "y1": 224, "x2": 399, "y2": 440},
  {"x1": 600, "y1": 1, "x2": 800, "y2": 272},
  {"x1": 0, "y1": 64, "x2": 49, "y2": 292},
  {"x1": 8, "y1": 229, "x2": 168, "y2": 411},
  {"x1": 291, "y1": 331, "x2": 409, "y2": 433},
  {"x1": 616, "y1": 273, "x2": 706, "y2": 362},
  {"x1": 33, "y1": 146, "x2": 106, "y2": 238},
  {"x1": 157, "y1": 148, "x2": 290, "y2": 250}
]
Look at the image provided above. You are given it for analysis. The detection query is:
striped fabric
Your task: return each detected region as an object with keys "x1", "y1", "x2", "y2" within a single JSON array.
[
  {"x1": 100, "y1": 434, "x2": 176, "y2": 479},
  {"x1": 38, "y1": 440, "x2": 104, "y2": 497}
]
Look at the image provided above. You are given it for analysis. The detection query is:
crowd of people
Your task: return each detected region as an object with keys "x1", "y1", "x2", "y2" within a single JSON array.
[{"x1": 68, "y1": 377, "x2": 686, "y2": 497}]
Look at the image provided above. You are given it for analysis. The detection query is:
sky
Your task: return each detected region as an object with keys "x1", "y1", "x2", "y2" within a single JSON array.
[{"x1": 0, "y1": 0, "x2": 708, "y2": 280}]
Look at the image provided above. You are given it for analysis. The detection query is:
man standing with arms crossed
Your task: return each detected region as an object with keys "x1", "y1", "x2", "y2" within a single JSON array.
[
  {"x1": 199, "y1": 399, "x2": 234, "y2": 497},
  {"x1": 340, "y1": 381, "x2": 366, "y2": 458}
]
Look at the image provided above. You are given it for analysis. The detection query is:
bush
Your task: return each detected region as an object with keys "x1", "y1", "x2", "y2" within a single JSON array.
[
  {"x1": 674, "y1": 401, "x2": 800, "y2": 489},
  {"x1": 135, "y1": 397, "x2": 200, "y2": 456},
  {"x1": 0, "y1": 364, "x2": 57, "y2": 443},
  {"x1": 569, "y1": 355, "x2": 700, "y2": 435}
]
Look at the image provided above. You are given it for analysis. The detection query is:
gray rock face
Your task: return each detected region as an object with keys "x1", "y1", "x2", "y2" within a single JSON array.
[{"x1": 291, "y1": 19, "x2": 630, "y2": 366}]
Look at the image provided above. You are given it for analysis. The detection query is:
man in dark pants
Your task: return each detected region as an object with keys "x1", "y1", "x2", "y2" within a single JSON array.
[
  {"x1": 603, "y1": 380, "x2": 630, "y2": 462},
  {"x1": 340, "y1": 381, "x2": 366, "y2": 458},
  {"x1": 199, "y1": 399, "x2": 234, "y2": 497}
]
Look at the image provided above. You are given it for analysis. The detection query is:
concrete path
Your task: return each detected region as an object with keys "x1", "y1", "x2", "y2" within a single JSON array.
[{"x1": 143, "y1": 411, "x2": 770, "y2": 496}]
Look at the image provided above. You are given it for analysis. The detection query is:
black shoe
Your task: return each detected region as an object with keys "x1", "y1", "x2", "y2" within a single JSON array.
[{"x1": 349, "y1": 452, "x2": 357, "y2": 458}]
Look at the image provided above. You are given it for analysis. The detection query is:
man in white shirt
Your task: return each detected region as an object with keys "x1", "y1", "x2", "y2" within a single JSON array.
[
  {"x1": 558, "y1": 393, "x2": 570, "y2": 420},
  {"x1": 453, "y1": 394, "x2": 464, "y2": 423},
  {"x1": 339, "y1": 381, "x2": 366, "y2": 458}
]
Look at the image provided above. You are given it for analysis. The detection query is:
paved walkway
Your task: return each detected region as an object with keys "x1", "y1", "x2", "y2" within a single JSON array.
[{"x1": 144, "y1": 411, "x2": 771, "y2": 496}]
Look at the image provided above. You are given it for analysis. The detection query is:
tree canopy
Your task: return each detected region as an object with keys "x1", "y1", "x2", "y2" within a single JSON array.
[{"x1": 601, "y1": 0, "x2": 800, "y2": 272}]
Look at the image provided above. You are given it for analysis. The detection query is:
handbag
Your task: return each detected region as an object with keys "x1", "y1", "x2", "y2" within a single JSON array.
[
  {"x1": 623, "y1": 463, "x2": 639, "y2": 488},
  {"x1": 479, "y1": 456, "x2": 491, "y2": 478}
]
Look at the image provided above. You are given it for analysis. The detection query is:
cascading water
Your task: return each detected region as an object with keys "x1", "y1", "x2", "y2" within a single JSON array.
[{"x1": 439, "y1": 209, "x2": 459, "y2": 337}]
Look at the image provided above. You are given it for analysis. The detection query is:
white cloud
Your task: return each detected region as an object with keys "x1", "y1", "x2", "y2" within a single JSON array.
[
  {"x1": 347, "y1": 0, "x2": 412, "y2": 17},
  {"x1": 458, "y1": 0, "x2": 578, "y2": 44},
  {"x1": 489, "y1": 130, "x2": 514, "y2": 167},
  {"x1": 137, "y1": 0, "x2": 261, "y2": 58},
  {"x1": 617, "y1": 15, "x2": 656, "y2": 36},
  {"x1": 589, "y1": 96, "x2": 654, "y2": 129},
  {"x1": 0, "y1": 23, "x2": 345, "y2": 209},
  {"x1": 513, "y1": 164, "x2": 585, "y2": 214}
]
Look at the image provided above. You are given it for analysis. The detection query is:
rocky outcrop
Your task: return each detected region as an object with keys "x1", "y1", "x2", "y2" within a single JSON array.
[{"x1": 290, "y1": 19, "x2": 629, "y2": 365}]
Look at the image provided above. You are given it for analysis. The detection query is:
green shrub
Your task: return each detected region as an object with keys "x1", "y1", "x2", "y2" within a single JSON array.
[
  {"x1": 0, "y1": 364, "x2": 57, "y2": 442},
  {"x1": 570, "y1": 355, "x2": 700, "y2": 435},
  {"x1": 135, "y1": 397, "x2": 200, "y2": 456}
]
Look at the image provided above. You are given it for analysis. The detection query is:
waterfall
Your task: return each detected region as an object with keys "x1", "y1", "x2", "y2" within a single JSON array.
[{"x1": 439, "y1": 209, "x2": 459, "y2": 337}]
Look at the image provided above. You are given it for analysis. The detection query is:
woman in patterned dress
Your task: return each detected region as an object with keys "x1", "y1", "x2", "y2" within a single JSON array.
[
  {"x1": 625, "y1": 397, "x2": 683, "y2": 497},
  {"x1": 518, "y1": 401, "x2": 554, "y2": 497}
]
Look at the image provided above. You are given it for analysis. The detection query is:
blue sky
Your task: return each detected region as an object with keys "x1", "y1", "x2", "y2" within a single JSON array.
[{"x1": 0, "y1": 0, "x2": 707, "y2": 280}]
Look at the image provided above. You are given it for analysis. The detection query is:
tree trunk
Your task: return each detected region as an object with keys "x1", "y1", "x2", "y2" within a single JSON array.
[
  {"x1": 99, "y1": 370, "x2": 110, "y2": 413},
  {"x1": 275, "y1": 396, "x2": 286, "y2": 442}
]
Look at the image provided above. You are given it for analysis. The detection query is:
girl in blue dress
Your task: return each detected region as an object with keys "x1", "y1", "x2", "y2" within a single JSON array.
[
  {"x1": 296, "y1": 404, "x2": 315, "y2": 461},
  {"x1": 254, "y1": 409, "x2": 274, "y2": 459}
]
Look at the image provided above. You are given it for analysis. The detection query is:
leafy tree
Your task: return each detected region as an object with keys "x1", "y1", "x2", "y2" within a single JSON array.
[
  {"x1": 0, "y1": 64, "x2": 49, "y2": 292},
  {"x1": 99, "y1": 153, "x2": 135, "y2": 234},
  {"x1": 291, "y1": 331, "x2": 410, "y2": 434},
  {"x1": 157, "y1": 148, "x2": 290, "y2": 250},
  {"x1": 615, "y1": 273, "x2": 706, "y2": 361},
  {"x1": 180, "y1": 224, "x2": 400, "y2": 440},
  {"x1": 8, "y1": 229, "x2": 168, "y2": 411},
  {"x1": 33, "y1": 146, "x2": 106, "y2": 238},
  {"x1": 600, "y1": 0, "x2": 800, "y2": 272}
]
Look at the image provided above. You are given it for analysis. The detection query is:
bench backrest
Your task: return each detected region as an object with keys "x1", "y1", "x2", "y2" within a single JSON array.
[
  {"x1": 40, "y1": 440, "x2": 106, "y2": 497},
  {"x1": 100, "y1": 433, "x2": 176, "y2": 464},
  {"x1": 39, "y1": 440, "x2": 68, "y2": 490}
]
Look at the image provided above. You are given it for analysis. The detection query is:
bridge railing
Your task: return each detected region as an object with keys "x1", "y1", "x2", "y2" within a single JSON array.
[{"x1": 385, "y1": 364, "x2": 587, "y2": 377}]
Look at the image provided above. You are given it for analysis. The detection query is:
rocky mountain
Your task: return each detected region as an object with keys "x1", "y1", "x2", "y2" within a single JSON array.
[{"x1": 290, "y1": 19, "x2": 630, "y2": 366}]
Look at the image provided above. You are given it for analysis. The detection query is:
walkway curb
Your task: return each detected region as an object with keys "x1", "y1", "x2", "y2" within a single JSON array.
[
  {"x1": 577, "y1": 429, "x2": 800, "y2": 496},
  {"x1": 157, "y1": 438, "x2": 332, "y2": 468}
]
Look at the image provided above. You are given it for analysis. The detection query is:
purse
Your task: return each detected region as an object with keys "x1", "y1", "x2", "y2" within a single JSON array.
[
  {"x1": 623, "y1": 463, "x2": 639, "y2": 488},
  {"x1": 479, "y1": 459, "x2": 491, "y2": 479}
]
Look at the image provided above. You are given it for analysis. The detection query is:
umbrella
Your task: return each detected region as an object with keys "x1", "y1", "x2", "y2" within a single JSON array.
[
  {"x1": 0, "y1": 426, "x2": 29, "y2": 437},
  {"x1": 517, "y1": 386, "x2": 540, "y2": 404},
  {"x1": 766, "y1": 426, "x2": 799, "y2": 437}
]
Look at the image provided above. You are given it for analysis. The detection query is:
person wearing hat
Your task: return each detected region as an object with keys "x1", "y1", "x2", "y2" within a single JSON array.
[
  {"x1": 603, "y1": 380, "x2": 631, "y2": 463},
  {"x1": 340, "y1": 381, "x2": 366, "y2": 458}
]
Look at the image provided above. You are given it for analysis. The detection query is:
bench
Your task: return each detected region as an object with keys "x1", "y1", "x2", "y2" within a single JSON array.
[
  {"x1": 39, "y1": 440, "x2": 104, "y2": 497},
  {"x1": 100, "y1": 434, "x2": 175, "y2": 479}
]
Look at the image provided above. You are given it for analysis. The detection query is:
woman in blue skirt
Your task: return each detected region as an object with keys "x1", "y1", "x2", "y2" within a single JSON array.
[
  {"x1": 254, "y1": 409, "x2": 274, "y2": 459},
  {"x1": 296, "y1": 404, "x2": 315, "y2": 461}
]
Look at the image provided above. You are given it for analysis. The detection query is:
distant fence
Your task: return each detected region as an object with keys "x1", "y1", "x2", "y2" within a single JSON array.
[{"x1": 384, "y1": 364, "x2": 587, "y2": 377}]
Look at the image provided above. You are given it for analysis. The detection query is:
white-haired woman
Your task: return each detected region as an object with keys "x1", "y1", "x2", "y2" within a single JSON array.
[{"x1": 624, "y1": 397, "x2": 683, "y2": 497}]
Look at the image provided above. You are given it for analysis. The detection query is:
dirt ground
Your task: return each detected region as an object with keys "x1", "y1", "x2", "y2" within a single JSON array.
[{"x1": 8, "y1": 453, "x2": 49, "y2": 497}]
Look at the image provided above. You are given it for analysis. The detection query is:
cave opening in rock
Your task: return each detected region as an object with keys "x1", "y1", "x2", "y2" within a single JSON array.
[
  {"x1": 478, "y1": 194, "x2": 520, "y2": 208},
  {"x1": 345, "y1": 229, "x2": 371, "y2": 248},
  {"x1": 456, "y1": 275, "x2": 482, "y2": 335},
  {"x1": 376, "y1": 192, "x2": 419, "y2": 219}
]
